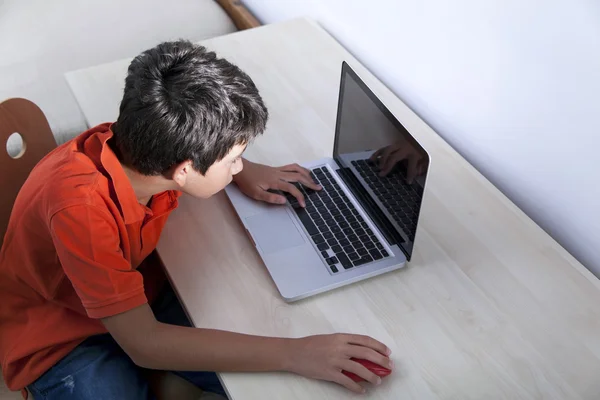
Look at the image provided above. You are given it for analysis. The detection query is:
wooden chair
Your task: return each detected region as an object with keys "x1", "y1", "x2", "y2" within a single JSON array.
[{"x1": 0, "y1": 98, "x2": 57, "y2": 245}]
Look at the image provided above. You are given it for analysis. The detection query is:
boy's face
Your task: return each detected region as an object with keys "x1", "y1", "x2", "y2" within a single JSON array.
[{"x1": 174, "y1": 144, "x2": 246, "y2": 198}]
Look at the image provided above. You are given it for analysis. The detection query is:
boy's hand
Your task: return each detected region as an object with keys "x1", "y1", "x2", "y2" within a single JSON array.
[
  {"x1": 233, "y1": 160, "x2": 321, "y2": 207},
  {"x1": 285, "y1": 334, "x2": 393, "y2": 394}
]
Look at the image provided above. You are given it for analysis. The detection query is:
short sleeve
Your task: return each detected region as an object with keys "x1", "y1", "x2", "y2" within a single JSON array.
[{"x1": 50, "y1": 205, "x2": 147, "y2": 318}]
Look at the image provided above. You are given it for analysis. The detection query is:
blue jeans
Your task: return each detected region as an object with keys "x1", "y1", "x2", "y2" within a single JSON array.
[{"x1": 27, "y1": 283, "x2": 227, "y2": 399}]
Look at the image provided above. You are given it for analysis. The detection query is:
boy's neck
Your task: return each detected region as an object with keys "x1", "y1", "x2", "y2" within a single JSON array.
[{"x1": 121, "y1": 164, "x2": 176, "y2": 206}]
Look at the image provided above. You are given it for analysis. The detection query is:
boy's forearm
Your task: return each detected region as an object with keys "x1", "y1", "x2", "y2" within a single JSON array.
[{"x1": 133, "y1": 322, "x2": 295, "y2": 372}]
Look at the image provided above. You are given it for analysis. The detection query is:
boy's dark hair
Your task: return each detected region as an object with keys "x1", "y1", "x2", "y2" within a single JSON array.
[{"x1": 112, "y1": 40, "x2": 268, "y2": 175}]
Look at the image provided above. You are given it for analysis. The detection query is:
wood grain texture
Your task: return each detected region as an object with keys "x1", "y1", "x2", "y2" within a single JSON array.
[{"x1": 65, "y1": 18, "x2": 600, "y2": 400}]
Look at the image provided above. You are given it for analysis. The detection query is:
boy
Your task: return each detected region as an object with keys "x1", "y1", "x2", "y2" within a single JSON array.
[{"x1": 0, "y1": 40, "x2": 393, "y2": 399}]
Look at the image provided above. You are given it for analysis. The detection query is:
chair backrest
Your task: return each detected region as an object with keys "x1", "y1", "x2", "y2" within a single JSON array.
[{"x1": 0, "y1": 98, "x2": 57, "y2": 245}]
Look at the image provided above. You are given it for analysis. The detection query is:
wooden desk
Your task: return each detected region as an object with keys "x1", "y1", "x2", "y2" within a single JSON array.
[{"x1": 65, "y1": 18, "x2": 600, "y2": 400}]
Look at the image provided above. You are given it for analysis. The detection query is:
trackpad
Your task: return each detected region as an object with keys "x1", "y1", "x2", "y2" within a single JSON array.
[{"x1": 245, "y1": 208, "x2": 305, "y2": 255}]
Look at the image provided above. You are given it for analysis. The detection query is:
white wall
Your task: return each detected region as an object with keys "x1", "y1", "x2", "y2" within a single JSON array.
[{"x1": 243, "y1": 0, "x2": 600, "y2": 276}]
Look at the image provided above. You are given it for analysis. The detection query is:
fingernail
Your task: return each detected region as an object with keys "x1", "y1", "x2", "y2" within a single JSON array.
[
  {"x1": 386, "y1": 347, "x2": 392, "y2": 356},
  {"x1": 376, "y1": 377, "x2": 382, "y2": 385}
]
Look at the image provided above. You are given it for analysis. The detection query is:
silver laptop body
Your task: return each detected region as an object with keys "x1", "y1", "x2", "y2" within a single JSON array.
[{"x1": 225, "y1": 62, "x2": 430, "y2": 301}]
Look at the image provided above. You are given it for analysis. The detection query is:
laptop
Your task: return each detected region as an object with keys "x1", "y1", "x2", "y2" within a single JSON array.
[{"x1": 225, "y1": 62, "x2": 430, "y2": 301}]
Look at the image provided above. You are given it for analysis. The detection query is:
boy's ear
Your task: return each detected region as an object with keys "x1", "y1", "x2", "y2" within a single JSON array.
[{"x1": 171, "y1": 161, "x2": 192, "y2": 187}]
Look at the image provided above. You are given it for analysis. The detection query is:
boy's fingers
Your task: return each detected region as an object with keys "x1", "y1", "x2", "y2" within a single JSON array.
[
  {"x1": 277, "y1": 181, "x2": 306, "y2": 207},
  {"x1": 341, "y1": 360, "x2": 380, "y2": 386},
  {"x1": 332, "y1": 373, "x2": 365, "y2": 394},
  {"x1": 280, "y1": 163, "x2": 312, "y2": 178},
  {"x1": 347, "y1": 347, "x2": 393, "y2": 370},
  {"x1": 282, "y1": 172, "x2": 321, "y2": 191},
  {"x1": 256, "y1": 190, "x2": 286, "y2": 205},
  {"x1": 345, "y1": 334, "x2": 390, "y2": 356}
]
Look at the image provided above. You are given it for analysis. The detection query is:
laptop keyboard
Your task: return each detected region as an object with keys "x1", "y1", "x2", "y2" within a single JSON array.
[
  {"x1": 352, "y1": 159, "x2": 421, "y2": 242},
  {"x1": 286, "y1": 166, "x2": 389, "y2": 274}
]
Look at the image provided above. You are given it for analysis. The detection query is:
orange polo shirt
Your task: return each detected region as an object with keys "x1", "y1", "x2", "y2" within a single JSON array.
[{"x1": 0, "y1": 123, "x2": 181, "y2": 390}]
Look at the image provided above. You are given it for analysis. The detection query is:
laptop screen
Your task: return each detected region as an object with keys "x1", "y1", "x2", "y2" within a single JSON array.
[{"x1": 333, "y1": 62, "x2": 429, "y2": 260}]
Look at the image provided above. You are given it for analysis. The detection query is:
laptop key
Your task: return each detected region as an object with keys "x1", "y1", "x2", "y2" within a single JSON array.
[
  {"x1": 347, "y1": 234, "x2": 358, "y2": 242},
  {"x1": 369, "y1": 249, "x2": 383, "y2": 260},
  {"x1": 365, "y1": 242, "x2": 376, "y2": 250},
  {"x1": 343, "y1": 245, "x2": 354, "y2": 254},
  {"x1": 339, "y1": 221, "x2": 350, "y2": 229},
  {"x1": 334, "y1": 231, "x2": 345, "y2": 240},
  {"x1": 357, "y1": 248, "x2": 368, "y2": 256},
  {"x1": 353, "y1": 258, "x2": 369, "y2": 267},
  {"x1": 339, "y1": 238, "x2": 350, "y2": 247},
  {"x1": 343, "y1": 228, "x2": 353, "y2": 235},
  {"x1": 337, "y1": 254, "x2": 353, "y2": 269},
  {"x1": 321, "y1": 251, "x2": 329, "y2": 258},
  {"x1": 350, "y1": 222, "x2": 361, "y2": 230},
  {"x1": 351, "y1": 240, "x2": 362, "y2": 248},
  {"x1": 334, "y1": 215, "x2": 345, "y2": 223},
  {"x1": 353, "y1": 255, "x2": 373, "y2": 267},
  {"x1": 381, "y1": 250, "x2": 389, "y2": 257},
  {"x1": 323, "y1": 232, "x2": 334, "y2": 239},
  {"x1": 330, "y1": 265, "x2": 339, "y2": 273},
  {"x1": 327, "y1": 238, "x2": 338, "y2": 246},
  {"x1": 358, "y1": 234, "x2": 369, "y2": 242},
  {"x1": 376, "y1": 242, "x2": 384, "y2": 250},
  {"x1": 331, "y1": 245, "x2": 343, "y2": 253},
  {"x1": 294, "y1": 208, "x2": 319, "y2": 235},
  {"x1": 331, "y1": 225, "x2": 342, "y2": 233},
  {"x1": 326, "y1": 257, "x2": 338, "y2": 265},
  {"x1": 317, "y1": 242, "x2": 329, "y2": 251},
  {"x1": 307, "y1": 208, "x2": 319, "y2": 216},
  {"x1": 348, "y1": 252, "x2": 360, "y2": 261},
  {"x1": 312, "y1": 234, "x2": 325, "y2": 244}
]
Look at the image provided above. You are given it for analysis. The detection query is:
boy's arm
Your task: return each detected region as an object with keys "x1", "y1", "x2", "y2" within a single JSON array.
[{"x1": 102, "y1": 303, "x2": 393, "y2": 394}]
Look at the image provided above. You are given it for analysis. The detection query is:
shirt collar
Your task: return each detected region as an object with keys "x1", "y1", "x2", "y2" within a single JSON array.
[{"x1": 92, "y1": 124, "x2": 179, "y2": 224}]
